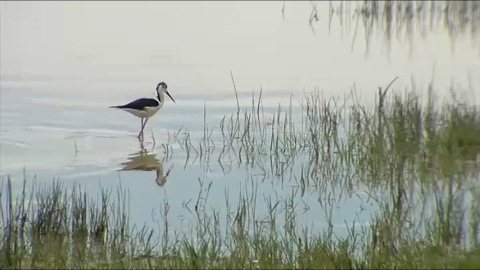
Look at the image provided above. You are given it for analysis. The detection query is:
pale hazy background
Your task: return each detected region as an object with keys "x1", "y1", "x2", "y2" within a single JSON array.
[{"x1": 2, "y1": 1, "x2": 478, "y2": 101}]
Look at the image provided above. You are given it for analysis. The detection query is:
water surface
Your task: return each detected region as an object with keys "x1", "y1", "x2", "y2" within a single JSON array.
[{"x1": 1, "y1": 1, "x2": 479, "y2": 238}]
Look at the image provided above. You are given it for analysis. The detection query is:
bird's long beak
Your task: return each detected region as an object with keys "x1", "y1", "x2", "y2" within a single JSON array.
[{"x1": 166, "y1": 91, "x2": 176, "y2": 103}]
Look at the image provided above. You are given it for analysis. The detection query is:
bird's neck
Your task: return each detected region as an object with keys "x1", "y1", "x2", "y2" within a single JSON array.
[{"x1": 156, "y1": 91, "x2": 163, "y2": 103}]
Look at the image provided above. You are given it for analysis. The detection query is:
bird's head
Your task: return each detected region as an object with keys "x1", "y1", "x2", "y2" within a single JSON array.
[{"x1": 156, "y1": 82, "x2": 175, "y2": 103}]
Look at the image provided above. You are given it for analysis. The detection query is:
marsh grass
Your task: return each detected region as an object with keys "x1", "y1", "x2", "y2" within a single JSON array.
[
  {"x1": 2, "y1": 78, "x2": 480, "y2": 269},
  {"x1": 310, "y1": 1, "x2": 480, "y2": 54}
]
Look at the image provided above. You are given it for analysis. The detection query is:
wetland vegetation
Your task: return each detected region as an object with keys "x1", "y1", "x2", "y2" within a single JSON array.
[
  {"x1": 2, "y1": 77, "x2": 480, "y2": 269},
  {"x1": 1, "y1": 1, "x2": 480, "y2": 269},
  {"x1": 313, "y1": 0, "x2": 480, "y2": 54}
]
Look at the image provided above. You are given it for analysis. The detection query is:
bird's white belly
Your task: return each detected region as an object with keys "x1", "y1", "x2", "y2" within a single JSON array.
[{"x1": 123, "y1": 106, "x2": 161, "y2": 118}]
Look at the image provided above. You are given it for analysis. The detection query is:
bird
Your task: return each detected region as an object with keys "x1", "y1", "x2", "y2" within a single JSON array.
[{"x1": 110, "y1": 81, "x2": 175, "y2": 141}]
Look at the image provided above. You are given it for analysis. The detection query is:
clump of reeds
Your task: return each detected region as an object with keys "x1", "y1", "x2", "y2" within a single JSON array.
[{"x1": 311, "y1": 1, "x2": 480, "y2": 54}]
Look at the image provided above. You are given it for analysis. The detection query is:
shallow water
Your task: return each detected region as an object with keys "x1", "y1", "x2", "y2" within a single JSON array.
[{"x1": 1, "y1": 1, "x2": 479, "y2": 239}]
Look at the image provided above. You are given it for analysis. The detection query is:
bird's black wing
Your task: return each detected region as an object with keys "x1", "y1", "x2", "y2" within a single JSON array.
[{"x1": 110, "y1": 98, "x2": 159, "y2": 110}]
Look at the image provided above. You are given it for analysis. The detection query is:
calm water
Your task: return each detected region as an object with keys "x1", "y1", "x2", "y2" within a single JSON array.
[{"x1": 1, "y1": 1, "x2": 479, "y2": 237}]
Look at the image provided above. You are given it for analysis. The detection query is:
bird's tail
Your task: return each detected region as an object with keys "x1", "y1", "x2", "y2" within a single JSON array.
[{"x1": 109, "y1": 105, "x2": 121, "y2": 109}]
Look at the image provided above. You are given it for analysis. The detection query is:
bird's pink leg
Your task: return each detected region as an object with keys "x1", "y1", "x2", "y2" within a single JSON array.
[
  {"x1": 138, "y1": 118, "x2": 149, "y2": 141},
  {"x1": 141, "y1": 118, "x2": 149, "y2": 133},
  {"x1": 138, "y1": 118, "x2": 145, "y2": 140}
]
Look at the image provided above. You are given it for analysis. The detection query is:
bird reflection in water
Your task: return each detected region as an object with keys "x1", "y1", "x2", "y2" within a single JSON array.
[{"x1": 119, "y1": 141, "x2": 172, "y2": 187}]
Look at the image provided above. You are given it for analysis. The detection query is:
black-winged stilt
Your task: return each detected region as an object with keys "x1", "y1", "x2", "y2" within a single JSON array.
[{"x1": 110, "y1": 81, "x2": 175, "y2": 140}]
